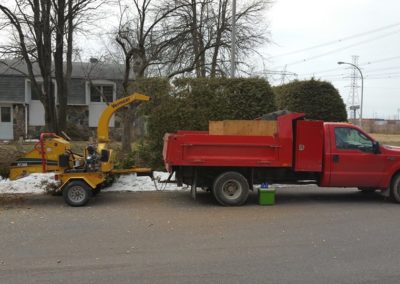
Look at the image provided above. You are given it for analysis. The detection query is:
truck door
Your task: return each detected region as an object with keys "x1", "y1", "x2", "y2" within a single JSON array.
[{"x1": 329, "y1": 126, "x2": 386, "y2": 187}]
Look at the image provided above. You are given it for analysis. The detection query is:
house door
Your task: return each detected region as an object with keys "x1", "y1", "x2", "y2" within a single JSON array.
[{"x1": 0, "y1": 105, "x2": 13, "y2": 140}]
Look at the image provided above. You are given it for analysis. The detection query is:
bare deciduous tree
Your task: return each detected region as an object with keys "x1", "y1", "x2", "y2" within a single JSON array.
[
  {"x1": 164, "y1": 0, "x2": 270, "y2": 78},
  {"x1": 0, "y1": 0, "x2": 57, "y2": 132},
  {"x1": 53, "y1": 0, "x2": 105, "y2": 131},
  {"x1": 115, "y1": 0, "x2": 189, "y2": 152},
  {"x1": 0, "y1": 0, "x2": 105, "y2": 134}
]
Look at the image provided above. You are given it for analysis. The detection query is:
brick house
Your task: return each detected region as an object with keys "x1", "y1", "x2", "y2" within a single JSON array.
[{"x1": 0, "y1": 59, "x2": 133, "y2": 140}]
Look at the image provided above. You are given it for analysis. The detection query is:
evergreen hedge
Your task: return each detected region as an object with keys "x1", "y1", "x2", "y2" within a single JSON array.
[
  {"x1": 132, "y1": 77, "x2": 276, "y2": 168},
  {"x1": 274, "y1": 79, "x2": 347, "y2": 122}
]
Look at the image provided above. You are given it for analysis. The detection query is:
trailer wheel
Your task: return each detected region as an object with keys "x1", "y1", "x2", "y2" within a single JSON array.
[
  {"x1": 390, "y1": 174, "x2": 400, "y2": 203},
  {"x1": 213, "y1": 172, "x2": 249, "y2": 206},
  {"x1": 63, "y1": 180, "x2": 92, "y2": 207}
]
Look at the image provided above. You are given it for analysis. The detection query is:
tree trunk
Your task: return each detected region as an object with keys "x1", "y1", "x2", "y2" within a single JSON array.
[
  {"x1": 121, "y1": 54, "x2": 133, "y2": 153},
  {"x1": 210, "y1": 0, "x2": 227, "y2": 77},
  {"x1": 40, "y1": 0, "x2": 58, "y2": 133},
  {"x1": 121, "y1": 52, "x2": 146, "y2": 153},
  {"x1": 54, "y1": 0, "x2": 67, "y2": 133},
  {"x1": 63, "y1": 10, "x2": 74, "y2": 134},
  {"x1": 121, "y1": 107, "x2": 134, "y2": 153},
  {"x1": 190, "y1": 0, "x2": 202, "y2": 77}
]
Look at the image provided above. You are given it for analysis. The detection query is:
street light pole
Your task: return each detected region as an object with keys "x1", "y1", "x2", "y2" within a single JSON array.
[
  {"x1": 230, "y1": 0, "x2": 237, "y2": 78},
  {"x1": 338, "y1": 61, "x2": 364, "y2": 128}
]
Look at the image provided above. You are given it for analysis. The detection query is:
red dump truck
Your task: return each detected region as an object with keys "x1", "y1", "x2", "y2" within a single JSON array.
[{"x1": 163, "y1": 113, "x2": 400, "y2": 206}]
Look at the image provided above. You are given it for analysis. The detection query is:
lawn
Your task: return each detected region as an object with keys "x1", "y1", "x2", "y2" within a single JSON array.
[{"x1": 370, "y1": 133, "x2": 400, "y2": 146}]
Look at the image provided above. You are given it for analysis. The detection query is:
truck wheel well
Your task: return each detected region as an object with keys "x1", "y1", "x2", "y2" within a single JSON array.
[{"x1": 391, "y1": 171, "x2": 400, "y2": 187}]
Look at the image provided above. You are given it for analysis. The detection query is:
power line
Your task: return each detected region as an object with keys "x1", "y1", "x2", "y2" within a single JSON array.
[
  {"x1": 327, "y1": 75, "x2": 400, "y2": 82},
  {"x1": 360, "y1": 55, "x2": 400, "y2": 66},
  {"x1": 285, "y1": 29, "x2": 400, "y2": 66},
  {"x1": 363, "y1": 66, "x2": 400, "y2": 73},
  {"x1": 366, "y1": 72, "x2": 400, "y2": 78},
  {"x1": 298, "y1": 70, "x2": 400, "y2": 81},
  {"x1": 297, "y1": 61, "x2": 400, "y2": 78},
  {"x1": 268, "y1": 22, "x2": 400, "y2": 59},
  {"x1": 299, "y1": 67, "x2": 343, "y2": 76}
]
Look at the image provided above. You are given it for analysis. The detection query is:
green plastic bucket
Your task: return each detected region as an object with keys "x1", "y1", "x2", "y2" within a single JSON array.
[{"x1": 258, "y1": 187, "x2": 276, "y2": 205}]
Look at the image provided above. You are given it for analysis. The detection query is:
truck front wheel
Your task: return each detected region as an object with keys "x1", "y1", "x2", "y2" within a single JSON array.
[
  {"x1": 390, "y1": 174, "x2": 400, "y2": 203},
  {"x1": 213, "y1": 172, "x2": 249, "y2": 206},
  {"x1": 63, "y1": 180, "x2": 92, "y2": 207}
]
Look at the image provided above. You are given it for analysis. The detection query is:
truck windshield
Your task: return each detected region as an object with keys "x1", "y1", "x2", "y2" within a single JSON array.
[{"x1": 334, "y1": 127, "x2": 373, "y2": 152}]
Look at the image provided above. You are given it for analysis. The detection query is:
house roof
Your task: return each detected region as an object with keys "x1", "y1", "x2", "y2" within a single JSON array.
[{"x1": 0, "y1": 58, "x2": 133, "y2": 80}]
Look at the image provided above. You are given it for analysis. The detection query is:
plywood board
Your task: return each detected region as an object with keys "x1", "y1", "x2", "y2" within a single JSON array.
[{"x1": 209, "y1": 120, "x2": 277, "y2": 136}]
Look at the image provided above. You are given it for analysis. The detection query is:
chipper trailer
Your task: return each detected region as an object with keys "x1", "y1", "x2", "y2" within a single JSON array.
[
  {"x1": 9, "y1": 92, "x2": 153, "y2": 206},
  {"x1": 163, "y1": 113, "x2": 400, "y2": 206}
]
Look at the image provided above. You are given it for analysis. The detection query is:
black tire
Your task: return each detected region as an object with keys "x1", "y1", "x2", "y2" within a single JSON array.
[
  {"x1": 390, "y1": 174, "x2": 400, "y2": 203},
  {"x1": 62, "y1": 180, "x2": 92, "y2": 207},
  {"x1": 212, "y1": 171, "x2": 249, "y2": 206}
]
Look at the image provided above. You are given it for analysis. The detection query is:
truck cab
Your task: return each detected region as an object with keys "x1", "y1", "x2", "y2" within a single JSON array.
[{"x1": 321, "y1": 123, "x2": 400, "y2": 191}]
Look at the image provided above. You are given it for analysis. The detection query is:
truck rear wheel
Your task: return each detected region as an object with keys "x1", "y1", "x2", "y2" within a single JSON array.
[
  {"x1": 212, "y1": 172, "x2": 249, "y2": 206},
  {"x1": 63, "y1": 180, "x2": 92, "y2": 207},
  {"x1": 390, "y1": 174, "x2": 400, "y2": 203}
]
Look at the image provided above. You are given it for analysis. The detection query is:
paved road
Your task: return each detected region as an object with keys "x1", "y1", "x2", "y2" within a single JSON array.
[{"x1": 1, "y1": 187, "x2": 400, "y2": 284}]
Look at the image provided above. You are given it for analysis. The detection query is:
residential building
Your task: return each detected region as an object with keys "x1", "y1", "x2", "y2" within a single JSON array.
[{"x1": 0, "y1": 59, "x2": 132, "y2": 140}]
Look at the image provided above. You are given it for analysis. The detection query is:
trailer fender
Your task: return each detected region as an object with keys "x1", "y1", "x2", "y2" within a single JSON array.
[{"x1": 57, "y1": 173, "x2": 106, "y2": 191}]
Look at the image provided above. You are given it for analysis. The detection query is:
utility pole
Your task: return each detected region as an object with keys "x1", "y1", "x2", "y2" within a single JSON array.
[
  {"x1": 338, "y1": 56, "x2": 364, "y2": 127},
  {"x1": 230, "y1": 0, "x2": 237, "y2": 78},
  {"x1": 280, "y1": 65, "x2": 287, "y2": 84}
]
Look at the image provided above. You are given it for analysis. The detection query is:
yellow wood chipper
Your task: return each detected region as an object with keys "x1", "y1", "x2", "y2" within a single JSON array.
[{"x1": 9, "y1": 92, "x2": 152, "y2": 206}]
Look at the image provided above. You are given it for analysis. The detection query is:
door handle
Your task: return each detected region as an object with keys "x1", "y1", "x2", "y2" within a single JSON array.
[{"x1": 333, "y1": 154, "x2": 340, "y2": 163}]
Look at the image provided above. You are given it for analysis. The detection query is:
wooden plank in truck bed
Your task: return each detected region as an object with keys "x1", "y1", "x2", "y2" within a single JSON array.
[{"x1": 209, "y1": 120, "x2": 277, "y2": 136}]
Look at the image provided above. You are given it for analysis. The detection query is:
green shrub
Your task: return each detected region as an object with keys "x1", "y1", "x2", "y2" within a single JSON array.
[
  {"x1": 274, "y1": 79, "x2": 347, "y2": 122},
  {"x1": 136, "y1": 77, "x2": 276, "y2": 169}
]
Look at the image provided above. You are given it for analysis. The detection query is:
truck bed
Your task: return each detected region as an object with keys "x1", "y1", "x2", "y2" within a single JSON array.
[{"x1": 163, "y1": 113, "x2": 321, "y2": 172}]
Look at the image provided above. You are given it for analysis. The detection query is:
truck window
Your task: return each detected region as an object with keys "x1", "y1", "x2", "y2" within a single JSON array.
[{"x1": 334, "y1": 127, "x2": 373, "y2": 152}]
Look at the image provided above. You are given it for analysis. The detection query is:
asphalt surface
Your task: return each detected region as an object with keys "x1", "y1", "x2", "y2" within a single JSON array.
[{"x1": 1, "y1": 186, "x2": 400, "y2": 284}]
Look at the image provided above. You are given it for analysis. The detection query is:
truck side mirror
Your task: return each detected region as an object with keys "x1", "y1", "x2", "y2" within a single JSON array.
[{"x1": 372, "y1": 141, "x2": 380, "y2": 154}]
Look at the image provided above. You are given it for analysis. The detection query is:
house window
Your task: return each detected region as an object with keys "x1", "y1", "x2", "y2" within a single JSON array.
[
  {"x1": 90, "y1": 84, "x2": 114, "y2": 103},
  {"x1": 0, "y1": 107, "x2": 11, "y2": 123},
  {"x1": 31, "y1": 83, "x2": 42, "y2": 100},
  {"x1": 30, "y1": 81, "x2": 55, "y2": 101}
]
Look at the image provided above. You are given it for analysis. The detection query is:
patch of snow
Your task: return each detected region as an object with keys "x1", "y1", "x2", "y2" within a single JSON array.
[
  {"x1": 0, "y1": 173, "x2": 57, "y2": 194},
  {"x1": 105, "y1": 171, "x2": 186, "y2": 192},
  {"x1": 0, "y1": 171, "x2": 185, "y2": 195}
]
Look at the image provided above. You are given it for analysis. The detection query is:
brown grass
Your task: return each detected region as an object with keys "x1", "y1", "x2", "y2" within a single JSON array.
[{"x1": 370, "y1": 133, "x2": 400, "y2": 146}]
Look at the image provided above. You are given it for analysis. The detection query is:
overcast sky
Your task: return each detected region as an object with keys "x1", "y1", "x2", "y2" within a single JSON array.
[
  {"x1": 260, "y1": 0, "x2": 400, "y2": 119},
  {"x1": 1, "y1": 0, "x2": 399, "y2": 119}
]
